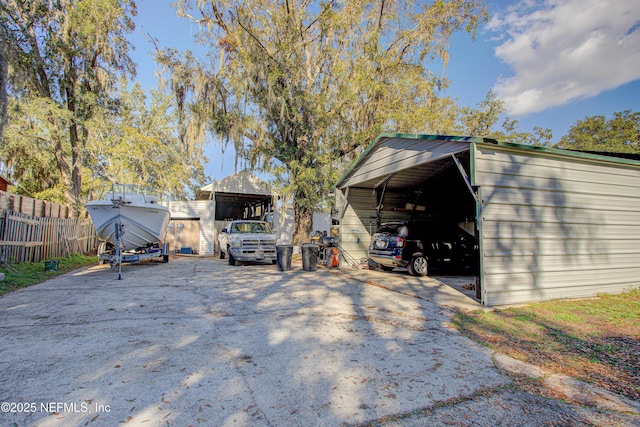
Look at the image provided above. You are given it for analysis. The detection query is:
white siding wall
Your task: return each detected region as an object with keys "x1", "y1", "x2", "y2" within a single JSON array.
[
  {"x1": 168, "y1": 201, "x2": 216, "y2": 256},
  {"x1": 339, "y1": 188, "x2": 377, "y2": 265},
  {"x1": 476, "y1": 145, "x2": 640, "y2": 306},
  {"x1": 312, "y1": 211, "x2": 332, "y2": 236},
  {"x1": 273, "y1": 208, "x2": 295, "y2": 245}
]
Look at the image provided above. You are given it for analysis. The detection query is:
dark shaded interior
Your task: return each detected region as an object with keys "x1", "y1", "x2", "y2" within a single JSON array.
[{"x1": 214, "y1": 192, "x2": 275, "y2": 221}]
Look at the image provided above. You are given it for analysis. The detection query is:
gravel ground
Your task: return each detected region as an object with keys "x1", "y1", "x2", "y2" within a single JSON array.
[
  {"x1": 369, "y1": 388, "x2": 639, "y2": 427},
  {"x1": 0, "y1": 256, "x2": 638, "y2": 426}
]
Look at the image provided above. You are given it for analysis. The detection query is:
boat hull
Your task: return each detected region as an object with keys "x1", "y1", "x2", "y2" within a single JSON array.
[{"x1": 86, "y1": 201, "x2": 171, "y2": 251}]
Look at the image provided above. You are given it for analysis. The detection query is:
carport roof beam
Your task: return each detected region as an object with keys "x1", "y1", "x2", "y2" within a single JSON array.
[
  {"x1": 373, "y1": 172, "x2": 398, "y2": 190},
  {"x1": 451, "y1": 154, "x2": 478, "y2": 202},
  {"x1": 337, "y1": 133, "x2": 480, "y2": 190}
]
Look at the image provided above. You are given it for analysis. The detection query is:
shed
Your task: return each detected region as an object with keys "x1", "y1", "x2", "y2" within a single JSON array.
[
  {"x1": 168, "y1": 170, "x2": 331, "y2": 255},
  {"x1": 168, "y1": 170, "x2": 278, "y2": 255},
  {"x1": 166, "y1": 200, "x2": 216, "y2": 255},
  {"x1": 336, "y1": 133, "x2": 640, "y2": 306},
  {"x1": 0, "y1": 174, "x2": 12, "y2": 192}
]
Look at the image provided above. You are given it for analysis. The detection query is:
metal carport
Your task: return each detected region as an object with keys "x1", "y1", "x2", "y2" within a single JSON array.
[{"x1": 336, "y1": 133, "x2": 640, "y2": 306}]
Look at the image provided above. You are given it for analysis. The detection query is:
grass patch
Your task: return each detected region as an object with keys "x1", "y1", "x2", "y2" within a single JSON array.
[
  {"x1": 452, "y1": 289, "x2": 640, "y2": 401},
  {"x1": 0, "y1": 254, "x2": 98, "y2": 297}
]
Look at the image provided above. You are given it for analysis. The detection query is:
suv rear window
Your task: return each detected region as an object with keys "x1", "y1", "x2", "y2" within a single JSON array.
[{"x1": 375, "y1": 223, "x2": 408, "y2": 236}]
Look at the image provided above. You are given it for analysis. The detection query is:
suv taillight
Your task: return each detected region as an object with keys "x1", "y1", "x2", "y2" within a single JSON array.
[{"x1": 396, "y1": 237, "x2": 405, "y2": 247}]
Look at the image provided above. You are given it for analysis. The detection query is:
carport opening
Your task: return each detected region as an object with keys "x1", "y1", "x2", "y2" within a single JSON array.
[
  {"x1": 405, "y1": 153, "x2": 476, "y2": 230},
  {"x1": 372, "y1": 152, "x2": 480, "y2": 298},
  {"x1": 214, "y1": 192, "x2": 275, "y2": 221}
]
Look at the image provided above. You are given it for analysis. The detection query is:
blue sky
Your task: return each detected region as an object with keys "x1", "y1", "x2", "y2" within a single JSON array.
[{"x1": 128, "y1": 0, "x2": 640, "y2": 182}]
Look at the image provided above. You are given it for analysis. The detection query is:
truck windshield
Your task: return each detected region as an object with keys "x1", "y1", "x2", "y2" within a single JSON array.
[{"x1": 230, "y1": 222, "x2": 272, "y2": 233}]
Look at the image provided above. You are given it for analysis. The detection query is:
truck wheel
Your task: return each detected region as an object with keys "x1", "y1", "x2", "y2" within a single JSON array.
[
  {"x1": 228, "y1": 248, "x2": 236, "y2": 265},
  {"x1": 407, "y1": 255, "x2": 428, "y2": 276}
]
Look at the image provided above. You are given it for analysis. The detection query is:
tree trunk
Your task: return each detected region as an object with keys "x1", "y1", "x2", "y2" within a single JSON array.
[
  {"x1": 0, "y1": 49, "x2": 7, "y2": 145},
  {"x1": 66, "y1": 85, "x2": 82, "y2": 218},
  {"x1": 292, "y1": 200, "x2": 313, "y2": 246}
]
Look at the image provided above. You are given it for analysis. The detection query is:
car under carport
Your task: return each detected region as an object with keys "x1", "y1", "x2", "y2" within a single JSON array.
[{"x1": 336, "y1": 133, "x2": 640, "y2": 306}]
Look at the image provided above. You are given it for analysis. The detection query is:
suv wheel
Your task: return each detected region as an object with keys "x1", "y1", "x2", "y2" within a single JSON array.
[{"x1": 407, "y1": 255, "x2": 428, "y2": 276}]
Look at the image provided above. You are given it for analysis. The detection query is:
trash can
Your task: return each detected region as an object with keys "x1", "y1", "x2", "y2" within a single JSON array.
[
  {"x1": 276, "y1": 245, "x2": 293, "y2": 271},
  {"x1": 301, "y1": 244, "x2": 319, "y2": 271}
]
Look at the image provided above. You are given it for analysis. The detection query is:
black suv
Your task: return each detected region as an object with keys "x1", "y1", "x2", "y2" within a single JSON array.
[{"x1": 368, "y1": 221, "x2": 478, "y2": 276}]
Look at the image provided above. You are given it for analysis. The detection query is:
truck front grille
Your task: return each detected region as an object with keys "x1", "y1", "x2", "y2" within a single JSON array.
[{"x1": 242, "y1": 239, "x2": 275, "y2": 248}]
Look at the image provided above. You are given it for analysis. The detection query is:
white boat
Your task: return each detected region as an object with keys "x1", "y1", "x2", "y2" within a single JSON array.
[{"x1": 86, "y1": 184, "x2": 171, "y2": 252}]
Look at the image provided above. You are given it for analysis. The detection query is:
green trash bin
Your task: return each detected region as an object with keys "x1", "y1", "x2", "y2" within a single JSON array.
[{"x1": 44, "y1": 260, "x2": 59, "y2": 272}]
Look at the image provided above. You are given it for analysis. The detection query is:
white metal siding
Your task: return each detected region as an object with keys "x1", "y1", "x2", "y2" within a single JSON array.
[
  {"x1": 476, "y1": 145, "x2": 640, "y2": 306},
  {"x1": 312, "y1": 211, "x2": 332, "y2": 236},
  {"x1": 168, "y1": 201, "x2": 216, "y2": 256},
  {"x1": 339, "y1": 188, "x2": 378, "y2": 265},
  {"x1": 274, "y1": 208, "x2": 295, "y2": 245}
]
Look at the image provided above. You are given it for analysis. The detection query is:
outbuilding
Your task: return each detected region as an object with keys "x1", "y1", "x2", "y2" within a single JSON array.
[
  {"x1": 168, "y1": 170, "x2": 279, "y2": 255},
  {"x1": 168, "y1": 170, "x2": 331, "y2": 255},
  {"x1": 336, "y1": 133, "x2": 640, "y2": 306}
]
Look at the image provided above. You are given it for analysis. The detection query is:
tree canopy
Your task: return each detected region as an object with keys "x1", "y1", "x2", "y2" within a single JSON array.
[
  {"x1": 86, "y1": 82, "x2": 205, "y2": 199},
  {"x1": 0, "y1": 0, "x2": 206, "y2": 212},
  {"x1": 556, "y1": 110, "x2": 640, "y2": 154},
  {"x1": 0, "y1": 0, "x2": 138, "y2": 216},
  {"x1": 3, "y1": 0, "x2": 632, "y2": 234},
  {"x1": 167, "y1": 0, "x2": 488, "y2": 243}
]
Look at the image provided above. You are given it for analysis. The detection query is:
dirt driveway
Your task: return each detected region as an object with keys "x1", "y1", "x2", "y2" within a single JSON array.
[{"x1": 0, "y1": 257, "x2": 638, "y2": 426}]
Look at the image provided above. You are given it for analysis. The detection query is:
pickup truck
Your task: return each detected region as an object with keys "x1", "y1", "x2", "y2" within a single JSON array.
[{"x1": 218, "y1": 220, "x2": 277, "y2": 265}]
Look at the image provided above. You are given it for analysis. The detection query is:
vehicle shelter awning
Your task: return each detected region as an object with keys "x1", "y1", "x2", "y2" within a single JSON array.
[{"x1": 336, "y1": 134, "x2": 495, "y2": 191}]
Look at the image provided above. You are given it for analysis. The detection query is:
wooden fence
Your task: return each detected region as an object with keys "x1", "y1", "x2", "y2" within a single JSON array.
[
  {"x1": 0, "y1": 211, "x2": 98, "y2": 264},
  {"x1": 0, "y1": 190, "x2": 72, "y2": 218}
]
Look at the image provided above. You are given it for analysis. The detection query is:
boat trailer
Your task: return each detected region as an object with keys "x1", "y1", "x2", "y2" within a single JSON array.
[{"x1": 99, "y1": 221, "x2": 169, "y2": 280}]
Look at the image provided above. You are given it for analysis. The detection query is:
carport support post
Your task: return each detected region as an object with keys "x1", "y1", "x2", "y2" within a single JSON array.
[
  {"x1": 475, "y1": 185, "x2": 483, "y2": 302},
  {"x1": 453, "y1": 152, "x2": 483, "y2": 302},
  {"x1": 451, "y1": 154, "x2": 478, "y2": 203}
]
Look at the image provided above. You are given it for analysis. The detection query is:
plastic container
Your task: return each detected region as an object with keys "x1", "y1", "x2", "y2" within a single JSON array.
[
  {"x1": 301, "y1": 244, "x2": 319, "y2": 271},
  {"x1": 44, "y1": 260, "x2": 59, "y2": 272},
  {"x1": 276, "y1": 245, "x2": 293, "y2": 271}
]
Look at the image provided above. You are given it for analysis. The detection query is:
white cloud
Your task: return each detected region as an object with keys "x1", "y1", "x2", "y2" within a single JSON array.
[{"x1": 488, "y1": 0, "x2": 640, "y2": 115}]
